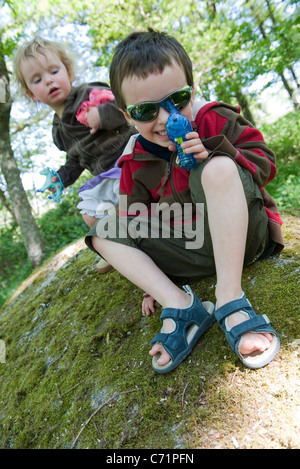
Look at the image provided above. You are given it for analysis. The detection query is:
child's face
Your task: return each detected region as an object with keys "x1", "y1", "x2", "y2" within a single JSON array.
[
  {"x1": 20, "y1": 50, "x2": 72, "y2": 115},
  {"x1": 121, "y1": 62, "x2": 194, "y2": 147}
]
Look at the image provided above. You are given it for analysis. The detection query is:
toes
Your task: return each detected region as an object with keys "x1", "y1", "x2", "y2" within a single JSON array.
[
  {"x1": 264, "y1": 332, "x2": 273, "y2": 342},
  {"x1": 239, "y1": 332, "x2": 273, "y2": 355},
  {"x1": 259, "y1": 333, "x2": 273, "y2": 350},
  {"x1": 149, "y1": 342, "x2": 171, "y2": 365},
  {"x1": 149, "y1": 343, "x2": 161, "y2": 356}
]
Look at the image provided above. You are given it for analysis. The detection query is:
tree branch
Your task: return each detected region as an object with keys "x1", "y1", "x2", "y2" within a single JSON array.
[
  {"x1": 10, "y1": 109, "x2": 52, "y2": 136},
  {"x1": 71, "y1": 388, "x2": 139, "y2": 448}
]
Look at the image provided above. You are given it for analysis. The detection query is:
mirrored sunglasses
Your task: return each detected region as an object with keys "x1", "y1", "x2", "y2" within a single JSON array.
[{"x1": 126, "y1": 85, "x2": 193, "y2": 122}]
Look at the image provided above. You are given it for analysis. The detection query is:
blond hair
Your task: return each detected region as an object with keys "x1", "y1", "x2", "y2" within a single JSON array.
[{"x1": 14, "y1": 36, "x2": 75, "y2": 93}]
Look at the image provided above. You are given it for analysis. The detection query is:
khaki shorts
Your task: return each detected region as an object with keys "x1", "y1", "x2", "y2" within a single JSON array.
[{"x1": 85, "y1": 157, "x2": 270, "y2": 278}]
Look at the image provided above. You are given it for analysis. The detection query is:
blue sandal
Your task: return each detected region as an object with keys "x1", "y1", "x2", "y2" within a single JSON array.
[
  {"x1": 151, "y1": 285, "x2": 215, "y2": 374},
  {"x1": 215, "y1": 293, "x2": 280, "y2": 369}
]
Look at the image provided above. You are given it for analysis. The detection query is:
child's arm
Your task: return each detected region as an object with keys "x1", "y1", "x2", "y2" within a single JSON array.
[
  {"x1": 85, "y1": 107, "x2": 101, "y2": 134},
  {"x1": 84, "y1": 101, "x2": 129, "y2": 134},
  {"x1": 98, "y1": 99, "x2": 129, "y2": 131},
  {"x1": 195, "y1": 103, "x2": 277, "y2": 188},
  {"x1": 76, "y1": 87, "x2": 127, "y2": 133},
  {"x1": 56, "y1": 158, "x2": 84, "y2": 188}
]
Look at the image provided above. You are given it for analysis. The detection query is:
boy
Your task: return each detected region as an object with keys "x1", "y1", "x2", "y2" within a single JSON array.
[{"x1": 86, "y1": 30, "x2": 284, "y2": 373}]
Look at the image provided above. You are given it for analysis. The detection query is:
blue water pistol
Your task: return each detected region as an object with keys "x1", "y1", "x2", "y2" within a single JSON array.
[
  {"x1": 37, "y1": 167, "x2": 64, "y2": 203},
  {"x1": 163, "y1": 100, "x2": 197, "y2": 170}
]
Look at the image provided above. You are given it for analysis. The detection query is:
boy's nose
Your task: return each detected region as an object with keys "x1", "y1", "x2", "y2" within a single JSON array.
[{"x1": 157, "y1": 105, "x2": 170, "y2": 123}]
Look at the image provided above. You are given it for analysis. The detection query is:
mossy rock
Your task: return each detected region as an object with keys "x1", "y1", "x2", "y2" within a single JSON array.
[{"x1": 0, "y1": 215, "x2": 299, "y2": 449}]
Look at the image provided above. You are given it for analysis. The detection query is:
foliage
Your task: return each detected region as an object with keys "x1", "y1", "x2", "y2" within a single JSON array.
[
  {"x1": 262, "y1": 111, "x2": 300, "y2": 210},
  {"x1": 0, "y1": 176, "x2": 87, "y2": 307},
  {"x1": 2, "y1": 0, "x2": 300, "y2": 104},
  {"x1": 0, "y1": 225, "x2": 32, "y2": 305},
  {"x1": 37, "y1": 190, "x2": 87, "y2": 257}
]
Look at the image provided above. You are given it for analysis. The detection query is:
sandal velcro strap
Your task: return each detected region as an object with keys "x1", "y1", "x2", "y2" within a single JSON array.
[
  {"x1": 214, "y1": 294, "x2": 280, "y2": 369},
  {"x1": 214, "y1": 296, "x2": 253, "y2": 325},
  {"x1": 160, "y1": 307, "x2": 193, "y2": 322},
  {"x1": 151, "y1": 298, "x2": 214, "y2": 362},
  {"x1": 150, "y1": 287, "x2": 215, "y2": 374},
  {"x1": 151, "y1": 332, "x2": 180, "y2": 352},
  {"x1": 227, "y1": 314, "x2": 271, "y2": 342}
]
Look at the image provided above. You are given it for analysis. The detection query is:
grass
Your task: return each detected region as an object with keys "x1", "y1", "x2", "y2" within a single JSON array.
[{"x1": 0, "y1": 214, "x2": 299, "y2": 449}]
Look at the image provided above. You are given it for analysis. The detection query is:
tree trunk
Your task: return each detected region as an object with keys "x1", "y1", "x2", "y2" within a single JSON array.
[
  {"x1": 0, "y1": 38, "x2": 45, "y2": 267},
  {"x1": 235, "y1": 89, "x2": 256, "y2": 126},
  {"x1": 0, "y1": 187, "x2": 17, "y2": 224}
]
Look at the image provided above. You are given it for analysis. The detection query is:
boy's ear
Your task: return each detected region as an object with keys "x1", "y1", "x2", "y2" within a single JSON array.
[{"x1": 120, "y1": 108, "x2": 135, "y2": 126}]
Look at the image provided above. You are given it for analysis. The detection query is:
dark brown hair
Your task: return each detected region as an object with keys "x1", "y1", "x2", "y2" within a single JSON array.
[{"x1": 109, "y1": 29, "x2": 193, "y2": 109}]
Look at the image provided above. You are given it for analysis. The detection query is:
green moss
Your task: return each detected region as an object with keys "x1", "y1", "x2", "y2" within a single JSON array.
[{"x1": 0, "y1": 215, "x2": 299, "y2": 449}]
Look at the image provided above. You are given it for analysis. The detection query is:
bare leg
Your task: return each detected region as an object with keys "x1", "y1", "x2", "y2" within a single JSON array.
[
  {"x1": 92, "y1": 237, "x2": 191, "y2": 364},
  {"x1": 83, "y1": 214, "x2": 114, "y2": 273},
  {"x1": 201, "y1": 157, "x2": 272, "y2": 355}
]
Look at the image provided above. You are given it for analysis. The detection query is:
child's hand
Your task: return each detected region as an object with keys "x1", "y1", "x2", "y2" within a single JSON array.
[
  {"x1": 181, "y1": 131, "x2": 208, "y2": 161},
  {"x1": 168, "y1": 131, "x2": 208, "y2": 161},
  {"x1": 49, "y1": 175, "x2": 58, "y2": 194},
  {"x1": 85, "y1": 107, "x2": 101, "y2": 134},
  {"x1": 142, "y1": 294, "x2": 156, "y2": 316}
]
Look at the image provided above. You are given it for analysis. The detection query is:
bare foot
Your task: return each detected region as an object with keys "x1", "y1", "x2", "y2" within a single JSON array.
[
  {"x1": 149, "y1": 318, "x2": 174, "y2": 365},
  {"x1": 149, "y1": 292, "x2": 193, "y2": 365},
  {"x1": 227, "y1": 311, "x2": 273, "y2": 356},
  {"x1": 149, "y1": 292, "x2": 192, "y2": 365}
]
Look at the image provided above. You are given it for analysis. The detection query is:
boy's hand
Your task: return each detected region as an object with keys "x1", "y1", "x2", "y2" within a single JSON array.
[
  {"x1": 168, "y1": 131, "x2": 208, "y2": 161},
  {"x1": 181, "y1": 132, "x2": 209, "y2": 160},
  {"x1": 86, "y1": 107, "x2": 101, "y2": 134}
]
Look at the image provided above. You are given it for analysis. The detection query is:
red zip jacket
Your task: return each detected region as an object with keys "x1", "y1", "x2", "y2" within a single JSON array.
[{"x1": 118, "y1": 101, "x2": 284, "y2": 251}]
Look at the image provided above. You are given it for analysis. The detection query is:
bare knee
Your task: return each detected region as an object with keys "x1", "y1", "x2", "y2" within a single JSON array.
[
  {"x1": 82, "y1": 213, "x2": 98, "y2": 228},
  {"x1": 91, "y1": 235, "x2": 103, "y2": 254},
  {"x1": 201, "y1": 156, "x2": 239, "y2": 188}
]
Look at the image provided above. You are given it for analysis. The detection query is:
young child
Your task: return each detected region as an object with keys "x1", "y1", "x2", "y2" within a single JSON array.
[
  {"x1": 87, "y1": 29, "x2": 284, "y2": 374},
  {"x1": 13, "y1": 37, "x2": 137, "y2": 272}
]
